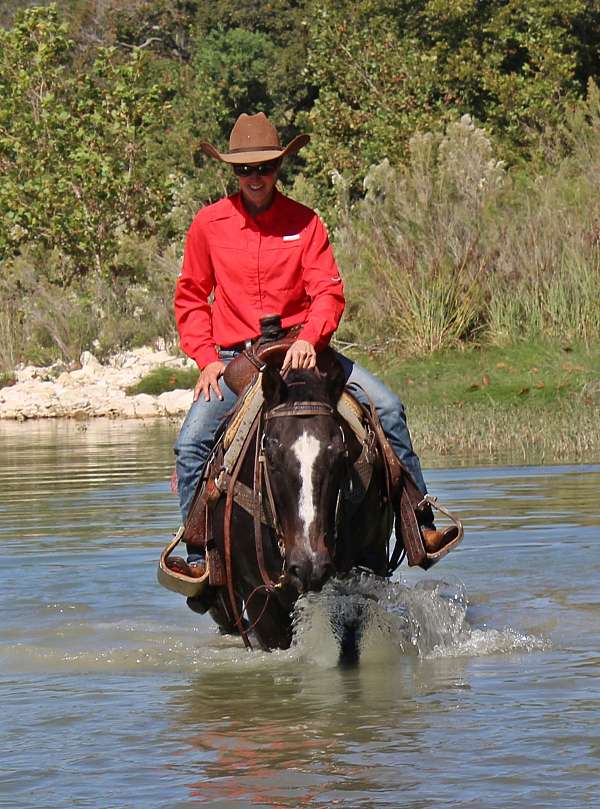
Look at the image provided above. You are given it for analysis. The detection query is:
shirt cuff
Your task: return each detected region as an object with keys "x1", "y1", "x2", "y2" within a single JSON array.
[
  {"x1": 193, "y1": 346, "x2": 220, "y2": 369},
  {"x1": 297, "y1": 322, "x2": 330, "y2": 352}
]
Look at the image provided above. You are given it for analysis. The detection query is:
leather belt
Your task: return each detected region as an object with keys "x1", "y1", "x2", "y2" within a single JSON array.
[
  {"x1": 218, "y1": 338, "x2": 255, "y2": 353},
  {"x1": 219, "y1": 327, "x2": 292, "y2": 354}
]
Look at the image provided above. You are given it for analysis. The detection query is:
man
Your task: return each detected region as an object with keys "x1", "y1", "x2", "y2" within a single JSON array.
[{"x1": 173, "y1": 113, "x2": 452, "y2": 575}]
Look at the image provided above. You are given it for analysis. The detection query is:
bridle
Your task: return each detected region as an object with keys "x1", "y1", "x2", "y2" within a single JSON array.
[
  {"x1": 259, "y1": 398, "x2": 348, "y2": 576},
  {"x1": 225, "y1": 396, "x2": 349, "y2": 650}
]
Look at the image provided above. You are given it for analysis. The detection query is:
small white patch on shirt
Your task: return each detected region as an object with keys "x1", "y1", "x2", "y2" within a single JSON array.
[
  {"x1": 330, "y1": 275, "x2": 341, "y2": 281},
  {"x1": 283, "y1": 233, "x2": 301, "y2": 241},
  {"x1": 292, "y1": 431, "x2": 321, "y2": 554}
]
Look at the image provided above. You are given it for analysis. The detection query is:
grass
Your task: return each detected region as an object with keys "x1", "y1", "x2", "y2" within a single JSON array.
[
  {"x1": 126, "y1": 365, "x2": 199, "y2": 396},
  {"x1": 0, "y1": 372, "x2": 16, "y2": 390},
  {"x1": 368, "y1": 341, "x2": 599, "y2": 411},
  {"x1": 346, "y1": 339, "x2": 600, "y2": 465}
]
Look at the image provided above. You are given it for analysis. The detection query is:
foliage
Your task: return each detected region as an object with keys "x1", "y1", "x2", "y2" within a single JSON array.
[
  {"x1": 0, "y1": 5, "x2": 175, "y2": 280},
  {"x1": 336, "y1": 109, "x2": 600, "y2": 353},
  {"x1": 126, "y1": 364, "x2": 198, "y2": 395},
  {"x1": 103, "y1": 0, "x2": 199, "y2": 61},
  {"x1": 303, "y1": 0, "x2": 596, "y2": 204},
  {"x1": 0, "y1": 237, "x2": 180, "y2": 367},
  {"x1": 3, "y1": 2, "x2": 600, "y2": 372},
  {"x1": 336, "y1": 116, "x2": 505, "y2": 352},
  {"x1": 194, "y1": 0, "x2": 314, "y2": 129},
  {"x1": 0, "y1": 372, "x2": 16, "y2": 389}
]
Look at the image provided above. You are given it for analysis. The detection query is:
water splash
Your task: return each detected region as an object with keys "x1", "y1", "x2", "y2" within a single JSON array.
[{"x1": 291, "y1": 571, "x2": 549, "y2": 663}]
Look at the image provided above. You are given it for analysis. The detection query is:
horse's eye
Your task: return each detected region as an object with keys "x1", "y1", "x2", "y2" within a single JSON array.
[{"x1": 265, "y1": 436, "x2": 283, "y2": 460}]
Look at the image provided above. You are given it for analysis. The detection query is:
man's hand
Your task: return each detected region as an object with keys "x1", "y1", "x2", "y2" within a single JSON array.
[
  {"x1": 282, "y1": 339, "x2": 317, "y2": 371},
  {"x1": 194, "y1": 360, "x2": 226, "y2": 402}
]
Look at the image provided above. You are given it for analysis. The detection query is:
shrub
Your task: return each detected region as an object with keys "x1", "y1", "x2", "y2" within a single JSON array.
[
  {"x1": 336, "y1": 116, "x2": 503, "y2": 353},
  {"x1": 126, "y1": 365, "x2": 198, "y2": 395},
  {"x1": 335, "y1": 105, "x2": 600, "y2": 352},
  {"x1": 0, "y1": 235, "x2": 180, "y2": 369}
]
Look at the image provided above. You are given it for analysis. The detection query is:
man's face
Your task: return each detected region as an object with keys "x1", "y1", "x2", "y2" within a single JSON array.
[{"x1": 234, "y1": 160, "x2": 280, "y2": 213}]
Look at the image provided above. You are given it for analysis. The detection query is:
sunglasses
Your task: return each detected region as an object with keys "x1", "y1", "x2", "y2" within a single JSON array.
[{"x1": 233, "y1": 160, "x2": 279, "y2": 177}]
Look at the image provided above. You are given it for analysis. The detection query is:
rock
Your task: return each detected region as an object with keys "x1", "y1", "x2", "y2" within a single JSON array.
[
  {"x1": 80, "y1": 351, "x2": 101, "y2": 369},
  {"x1": 55, "y1": 389, "x2": 91, "y2": 411},
  {"x1": 121, "y1": 352, "x2": 140, "y2": 369},
  {"x1": 158, "y1": 389, "x2": 193, "y2": 415},
  {"x1": 15, "y1": 365, "x2": 43, "y2": 383},
  {"x1": 0, "y1": 345, "x2": 197, "y2": 421},
  {"x1": 130, "y1": 393, "x2": 161, "y2": 418}
]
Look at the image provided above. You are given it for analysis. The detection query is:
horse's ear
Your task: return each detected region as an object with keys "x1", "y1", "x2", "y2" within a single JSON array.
[
  {"x1": 262, "y1": 365, "x2": 286, "y2": 407},
  {"x1": 324, "y1": 357, "x2": 347, "y2": 405}
]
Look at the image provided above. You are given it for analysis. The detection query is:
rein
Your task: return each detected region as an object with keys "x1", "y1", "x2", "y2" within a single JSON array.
[{"x1": 223, "y1": 416, "x2": 260, "y2": 650}]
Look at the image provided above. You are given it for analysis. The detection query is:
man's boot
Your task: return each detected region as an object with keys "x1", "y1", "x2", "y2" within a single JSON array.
[
  {"x1": 417, "y1": 502, "x2": 459, "y2": 555},
  {"x1": 421, "y1": 525, "x2": 460, "y2": 554},
  {"x1": 166, "y1": 556, "x2": 206, "y2": 578}
]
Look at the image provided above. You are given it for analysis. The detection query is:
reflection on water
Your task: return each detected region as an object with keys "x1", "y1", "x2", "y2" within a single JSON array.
[{"x1": 0, "y1": 419, "x2": 599, "y2": 808}]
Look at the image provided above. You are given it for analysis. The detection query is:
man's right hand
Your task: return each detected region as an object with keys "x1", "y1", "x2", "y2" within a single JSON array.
[{"x1": 194, "y1": 360, "x2": 226, "y2": 402}]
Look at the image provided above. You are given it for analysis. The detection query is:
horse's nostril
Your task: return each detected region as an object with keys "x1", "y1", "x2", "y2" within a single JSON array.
[{"x1": 288, "y1": 565, "x2": 302, "y2": 582}]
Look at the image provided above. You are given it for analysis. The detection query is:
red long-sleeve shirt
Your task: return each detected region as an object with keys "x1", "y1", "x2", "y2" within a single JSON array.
[{"x1": 175, "y1": 191, "x2": 345, "y2": 369}]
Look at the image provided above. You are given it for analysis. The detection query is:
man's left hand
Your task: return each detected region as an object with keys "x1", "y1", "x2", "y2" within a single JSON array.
[{"x1": 282, "y1": 339, "x2": 317, "y2": 370}]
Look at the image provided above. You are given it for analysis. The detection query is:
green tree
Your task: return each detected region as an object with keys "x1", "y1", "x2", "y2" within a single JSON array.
[
  {"x1": 0, "y1": 5, "x2": 174, "y2": 281},
  {"x1": 303, "y1": 0, "x2": 598, "y2": 204}
]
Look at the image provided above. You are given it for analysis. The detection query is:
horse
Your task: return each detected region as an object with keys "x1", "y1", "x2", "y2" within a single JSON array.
[{"x1": 194, "y1": 360, "x2": 394, "y2": 662}]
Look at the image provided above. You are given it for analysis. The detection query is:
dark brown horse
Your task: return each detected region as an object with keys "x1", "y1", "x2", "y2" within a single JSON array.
[{"x1": 200, "y1": 362, "x2": 393, "y2": 661}]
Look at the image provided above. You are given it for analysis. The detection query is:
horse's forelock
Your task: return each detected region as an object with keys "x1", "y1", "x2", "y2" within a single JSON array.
[{"x1": 282, "y1": 369, "x2": 330, "y2": 404}]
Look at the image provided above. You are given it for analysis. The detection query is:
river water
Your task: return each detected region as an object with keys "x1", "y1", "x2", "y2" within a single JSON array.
[{"x1": 0, "y1": 419, "x2": 598, "y2": 809}]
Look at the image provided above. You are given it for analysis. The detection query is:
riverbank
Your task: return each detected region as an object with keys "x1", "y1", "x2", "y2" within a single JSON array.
[
  {"x1": 360, "y1": 340, "x2": 600, "y2": 464},
  {"x1": 0, "y1": 346, "x2": 193, "y2": 420},
  {"x1": 2, "y1": 340, "x2": 598, "y2": 462}
]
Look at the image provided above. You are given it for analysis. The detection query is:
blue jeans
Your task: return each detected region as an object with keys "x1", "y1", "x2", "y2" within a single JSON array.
[{"x1": 174, "y1": 350, "x2": 427, "y2": 522}]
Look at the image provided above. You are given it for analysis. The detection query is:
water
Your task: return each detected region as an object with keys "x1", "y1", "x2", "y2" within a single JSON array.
[{"x1": 1, "y1": 419, "x2": 599, "y2": 808}]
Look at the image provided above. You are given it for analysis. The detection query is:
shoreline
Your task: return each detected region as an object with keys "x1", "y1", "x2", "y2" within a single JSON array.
[
  {"x1": 2, "y1": 343, "x2": 599, "y2": 465},
  {"x1": 0, "y1": 347, "x2": 193, "y2": 421}
]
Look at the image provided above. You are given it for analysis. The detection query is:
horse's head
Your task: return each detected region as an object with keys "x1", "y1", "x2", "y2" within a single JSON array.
[{"x1": 261, "y1": 362, "x2": 347, "y2": 594}]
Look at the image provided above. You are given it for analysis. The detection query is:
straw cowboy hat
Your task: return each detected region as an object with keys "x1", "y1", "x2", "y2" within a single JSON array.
[{"x1": 199, "y1": 112, "x2": 310, "y2": 165}]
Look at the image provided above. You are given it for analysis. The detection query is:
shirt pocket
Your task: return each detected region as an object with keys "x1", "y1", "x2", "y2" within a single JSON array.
[
  {"x1": 261, "y1": 235, "x2": 304, "y2": 290},
  {"x1": 210, "y1": 240, "x2": 251, "y2": 288}
]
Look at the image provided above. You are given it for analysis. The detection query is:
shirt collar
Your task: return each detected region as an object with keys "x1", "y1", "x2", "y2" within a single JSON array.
[{"x1": 230, "y1": 190, "x2": 283, "y2": 230}]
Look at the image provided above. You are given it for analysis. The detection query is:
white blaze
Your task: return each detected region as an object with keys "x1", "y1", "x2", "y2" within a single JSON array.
[{"x1": 292, "y1": 431, "x2": 321, "y2": 552}]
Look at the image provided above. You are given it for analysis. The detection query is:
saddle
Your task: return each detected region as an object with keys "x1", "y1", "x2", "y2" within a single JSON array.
[{"x1": 168, "y1": 328, "x2": 463, "y2": 592}]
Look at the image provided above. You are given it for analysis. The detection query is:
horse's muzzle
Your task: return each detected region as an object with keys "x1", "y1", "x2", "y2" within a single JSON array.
[{"x1": 287, "y1": 554, "x2": 335, "y2": 593}]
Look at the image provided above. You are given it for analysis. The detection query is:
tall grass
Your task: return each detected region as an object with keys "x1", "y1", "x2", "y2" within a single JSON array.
[
  {"x1": 336, "y1": 90, "x2": 600, "y2": 353},
  {"x1": 0, "y1": 238, "x2": 180, "y2": 368}
]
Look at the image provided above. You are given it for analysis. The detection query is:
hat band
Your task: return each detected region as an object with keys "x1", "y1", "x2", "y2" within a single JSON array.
[{"x1": 228, "y1": 145, "x2": 281, "y2": 154}]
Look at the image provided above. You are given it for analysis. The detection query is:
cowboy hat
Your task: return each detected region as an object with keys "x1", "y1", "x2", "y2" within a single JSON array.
[{"x1": 199, "y1": 112, "x2": 309, "y2": 165}]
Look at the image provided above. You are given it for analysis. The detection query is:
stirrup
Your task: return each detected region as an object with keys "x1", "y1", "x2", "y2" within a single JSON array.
[
  {"x1": 157, "y1": 525, "x2": 210, "y2": 597},
  {"x1": 417, "y1": 495, "x2": 464, "y2": 564}
]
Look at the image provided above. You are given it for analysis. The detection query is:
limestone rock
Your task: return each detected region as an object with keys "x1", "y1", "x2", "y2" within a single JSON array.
[
  {"x1": 158, "y1": 389, "x2": 193, "y2": 415},
  {"x1": 1, "y1": 345, "x2": 196, "y2": 421}
]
